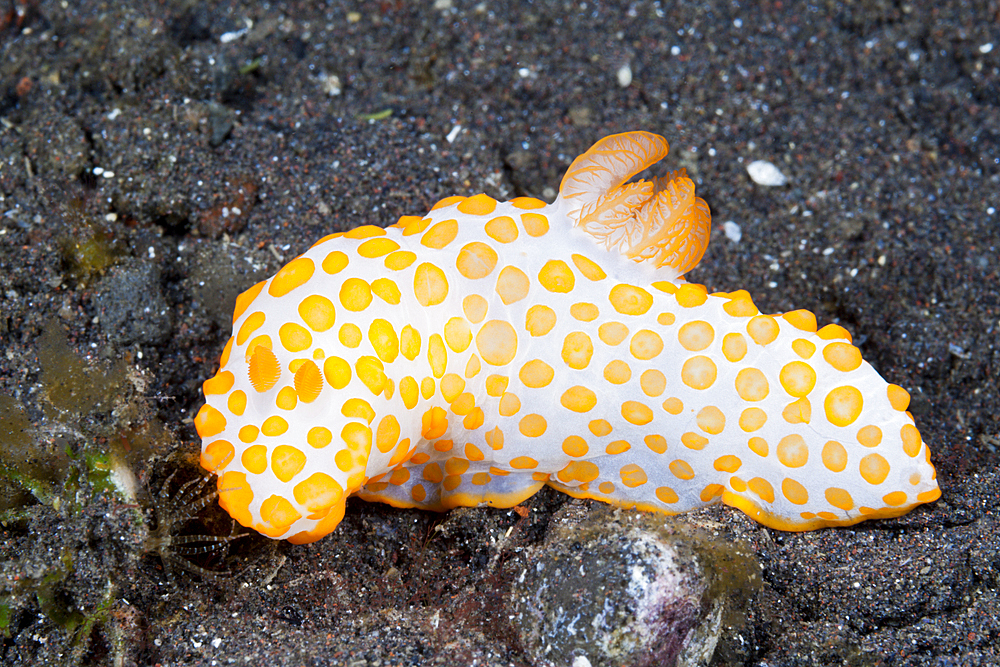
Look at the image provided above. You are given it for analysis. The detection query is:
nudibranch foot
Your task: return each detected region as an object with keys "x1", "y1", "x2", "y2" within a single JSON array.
[{"x1": 196, "y1": 131, "x2": 939, "y2": 542}]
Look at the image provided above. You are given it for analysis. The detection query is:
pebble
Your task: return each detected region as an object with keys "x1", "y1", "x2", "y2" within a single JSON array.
[
  {"x1": 94, "y1": 261, "x2": 173, "y2": 345},
  {"x1": 509, "y1": 504, "x2": 759, "y2": 667},
  {"x1": 746, "y1": 160, "x2": 789, "y2": 186},
  {"x1": 722, "y1": 220, "x2": 742, "y2": 243}
]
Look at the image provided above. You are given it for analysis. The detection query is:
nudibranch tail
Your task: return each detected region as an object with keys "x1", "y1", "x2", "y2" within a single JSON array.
[
  {"x1": 196, "y1": 130, "x2": 939, "y2": 543},
  {"x1": 558, "y1": 132, "x2": 710, "y2": 277}
]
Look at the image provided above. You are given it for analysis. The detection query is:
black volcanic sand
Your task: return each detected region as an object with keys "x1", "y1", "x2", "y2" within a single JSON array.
[{"x1": 1, "y1": 1, "x2": 998, "y2": 665}]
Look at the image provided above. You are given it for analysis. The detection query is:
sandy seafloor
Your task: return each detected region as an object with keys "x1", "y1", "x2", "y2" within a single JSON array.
[{"x1": 1, "y1": 1, "x2": 999, "y2": 665}]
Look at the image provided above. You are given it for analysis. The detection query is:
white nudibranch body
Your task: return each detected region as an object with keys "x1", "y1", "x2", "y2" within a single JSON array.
[{"x1": 195, "y1": 132, "x2": 940, "y2": 543}]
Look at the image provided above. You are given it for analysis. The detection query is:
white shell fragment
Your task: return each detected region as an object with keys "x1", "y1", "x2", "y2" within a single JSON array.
[
  {"x1": 617, "y1": 63, "x2": 633, "y2": 88},
  {"x1": 747, "y1": 160, "x2": 789, "y2": 186},
  {"x1": 723, "y1": 221, "x2": 742, "y2": 243}
]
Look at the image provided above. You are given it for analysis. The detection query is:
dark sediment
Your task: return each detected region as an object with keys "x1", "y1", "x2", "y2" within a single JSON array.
[{"x1": 1, "y1": 2, "x2": 998, "y2": 665}]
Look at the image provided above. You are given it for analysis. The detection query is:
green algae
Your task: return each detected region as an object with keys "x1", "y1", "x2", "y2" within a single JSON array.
[
  {"x1": 0, "y1": 597, "x2": 11, "y2": 638},
  {"x1": 37, "y1": 324, "x2": 127, "y2": 420},
  {"x1": 57, "y1": 199, "x2": 126, "y2": 285},
  {"x1": 0, "y1": 395, "x2": 63, "y2": 506},
  {"x1": 357, "y1": 108, "x2": 393, "y2": 121},
  {"x1": 0, "y1": 323, "x2": 145, "y2": 510},
  {"x1": 0, "y1": 320, "x2": 180, "y2": 660},
  {"x1": 33, "y1": 549, "x2": 86, "y2": 635}
]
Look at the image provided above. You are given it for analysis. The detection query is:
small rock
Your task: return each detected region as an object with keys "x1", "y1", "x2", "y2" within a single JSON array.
[
  {"x1": 198, "y1": 176, "x2": 258, "y2": 238},
  {"x1": 206, "y1": 101, "x2": 234, "y2": 147},
  {"x1": 319, "y1": 72, "x2": 342, "y2": 96},
  {"x1": 509, "y1": 505, "x2": 760, "y2": 667},
  {"x1": 94, "y1": 261, "x2": 172, "y2": 345},
  {"x1": 568, "y1": 106, "x2": 594, "y2": 127},
  {"x1": 23, "y1": 112, "x2": 90, "y2": 178},
  {"x1": 505, "y1": 149, "x2": 536, "y2": 173}
]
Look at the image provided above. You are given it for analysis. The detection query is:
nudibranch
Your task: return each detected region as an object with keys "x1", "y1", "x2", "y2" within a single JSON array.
[{"x1": 195, "y1": 131, "x2": 940, "y2": 543}]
